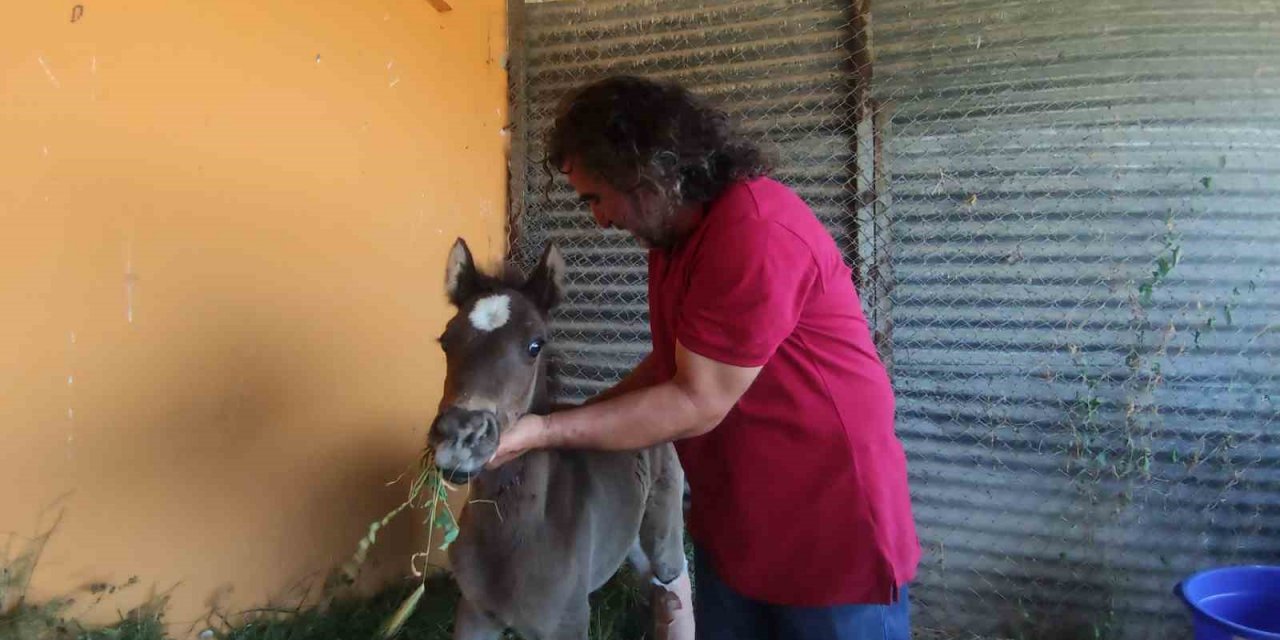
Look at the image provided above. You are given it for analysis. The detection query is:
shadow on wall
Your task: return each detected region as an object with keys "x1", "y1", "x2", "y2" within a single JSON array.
[
  {"x1": 1, "y1": 503, "x2": 173, "y2": 637},
  {"x1": 13, "y1": 203, "x2": 443, "y2": 634},
  {"x1": 3, "y1": 439, "x2": 426, "y2": 638}
]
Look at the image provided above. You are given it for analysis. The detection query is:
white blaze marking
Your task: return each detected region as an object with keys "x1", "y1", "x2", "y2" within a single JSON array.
[{"x1": 468, "y1": 294, "x2": 510, "y2": 332}]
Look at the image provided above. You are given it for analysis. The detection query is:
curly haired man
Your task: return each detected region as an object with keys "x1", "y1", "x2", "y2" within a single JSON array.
[{"x1": 489, "y1": 75, "x2": 920, "y2": 640}]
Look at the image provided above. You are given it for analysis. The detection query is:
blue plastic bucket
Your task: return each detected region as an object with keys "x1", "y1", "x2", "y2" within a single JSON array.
[{"x1": 1176, "y1": 566, "x2": 1280, "y2": 639}]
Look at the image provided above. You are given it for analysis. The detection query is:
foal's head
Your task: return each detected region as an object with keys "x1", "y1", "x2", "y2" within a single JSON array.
[{"x1": 428, "y1": 238, "x2": 565, "y2": 483}]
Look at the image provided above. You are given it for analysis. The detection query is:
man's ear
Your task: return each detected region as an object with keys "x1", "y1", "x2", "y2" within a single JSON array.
[
  {"x1": 522, "y1": 242, "x2": 566, "y2": 312},
  {"x1": 445, "y1": 238, "x2": 479, "y2": 306}
]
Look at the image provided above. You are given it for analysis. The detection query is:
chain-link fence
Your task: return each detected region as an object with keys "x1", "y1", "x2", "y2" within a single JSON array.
[{"x1": 505, "y1": 1, "x2": 1280, "y2": 638}]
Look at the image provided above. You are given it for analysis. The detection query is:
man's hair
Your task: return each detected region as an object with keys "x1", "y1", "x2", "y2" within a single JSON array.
[{"x1": 546, "y1": 75, "x2": 771, "y2": 206}]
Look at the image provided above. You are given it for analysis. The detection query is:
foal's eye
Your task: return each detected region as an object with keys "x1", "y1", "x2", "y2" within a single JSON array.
[{"x1": 527, "y1": 338, "x2": 545, "y2": 358}]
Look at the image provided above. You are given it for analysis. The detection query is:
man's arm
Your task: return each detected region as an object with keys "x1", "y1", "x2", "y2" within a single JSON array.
[{"x1": 492, "y1": 341, "x2": 760, "y2": 464}]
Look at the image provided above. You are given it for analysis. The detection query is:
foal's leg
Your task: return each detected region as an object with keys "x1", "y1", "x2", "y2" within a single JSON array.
[
  {"x1": 453, "y1": 597, "x2": 504, "y2": 640},
  {"x1": 639, "y1": 447, "x2": 688, "y2": 583},
  {"x1": 639, "y1": 446, "x2": 694, "y2": 640},
  {"x1": 545, "y1": 598, "x2": 590, "y2": 640}
]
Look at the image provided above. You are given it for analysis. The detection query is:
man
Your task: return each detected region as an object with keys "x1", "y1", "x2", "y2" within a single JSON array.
[{"x1": 489, "y1": 75, "x2": 920, "y2": 640}]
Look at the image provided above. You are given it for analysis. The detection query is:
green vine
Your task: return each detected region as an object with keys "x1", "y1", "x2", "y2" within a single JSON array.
[{"x1": 342, "y1": 449, "x2": 460, "y2": 639}]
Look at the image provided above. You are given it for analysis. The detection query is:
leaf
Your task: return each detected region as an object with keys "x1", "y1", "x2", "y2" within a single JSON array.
[
  {"x1": 378, "y1": 583, "x2": 425, "y2": 639},
  {"x1": 439, "y1": 527, "x2": 460, "y2": 551},
  {"x1": 433, "y1": 508, "x2": 454, "y2": 529},
  {"x1": 1200, "y1": 176, "x2": 1212, "y2": 189}
]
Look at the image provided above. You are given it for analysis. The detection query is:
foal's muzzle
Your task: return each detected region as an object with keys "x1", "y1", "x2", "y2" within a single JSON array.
[{"x1": 428, "y1": 408, "x2": 500, "y2": 484}]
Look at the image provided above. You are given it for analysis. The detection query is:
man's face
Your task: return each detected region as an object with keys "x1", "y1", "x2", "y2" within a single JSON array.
[{"x1": 564, "y1": 163, "x2": 669, "y2": 249}]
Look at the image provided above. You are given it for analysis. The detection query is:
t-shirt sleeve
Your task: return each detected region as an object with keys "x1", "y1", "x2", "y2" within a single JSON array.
[{"x1": 677, "y1": 218, "x2": 818, "y2": 367}]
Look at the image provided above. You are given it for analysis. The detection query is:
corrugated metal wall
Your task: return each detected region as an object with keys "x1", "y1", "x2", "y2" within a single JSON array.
[
  {"x1": 875, "y1": 1, "x2": 1280, "y2": 637},
  {"x1": 507, "y1": 1, "x2": 1280, "y2": 638},
  {"x1": 507, "y1": 0, "x2": 875, "y2": 404}
]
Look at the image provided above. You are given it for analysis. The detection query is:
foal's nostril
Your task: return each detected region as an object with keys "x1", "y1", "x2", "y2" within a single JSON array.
[
  {"x1": 438, "y1": 410, "x2": 500, "y2": 449},
  {"x1": 463, "y1": 412, "x2": 496, "y2": 448},
  {"x1": 428, "y1": 408, "x2": 499, "y2": 484},
  {"x1": 462, "y1": 419, "x2": 479, "y2": 448}
]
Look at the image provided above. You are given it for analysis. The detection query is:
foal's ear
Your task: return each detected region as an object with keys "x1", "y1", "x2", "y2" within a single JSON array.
[
  {"x1": 522, "y1": 243, "x2": 566, "y2": 312},
  {"x1": 445, "y1": 238, "x2": 480, "y2": 306}
]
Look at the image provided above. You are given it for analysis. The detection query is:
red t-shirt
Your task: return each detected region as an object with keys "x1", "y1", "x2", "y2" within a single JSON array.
[{"x1": 648, "y1": 177, "x2": 920, "y2": 606}]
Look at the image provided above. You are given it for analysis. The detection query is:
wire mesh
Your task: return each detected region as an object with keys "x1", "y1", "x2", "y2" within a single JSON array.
[{"x1": 506, "y1": 1, "x2": 1280, "y2": 638}]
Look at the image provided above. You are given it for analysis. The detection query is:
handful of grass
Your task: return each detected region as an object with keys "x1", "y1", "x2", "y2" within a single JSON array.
[{"x1": 345, "y1": 448, "x2": 459, "y2": 639}]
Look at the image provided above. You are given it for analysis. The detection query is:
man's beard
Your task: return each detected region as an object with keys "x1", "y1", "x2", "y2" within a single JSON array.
[{"x1": 626, "y1": 192, "x2": 682, "y2": 251}]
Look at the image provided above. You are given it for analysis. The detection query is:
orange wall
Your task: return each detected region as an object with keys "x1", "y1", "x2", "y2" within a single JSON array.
[{"x1": 0, "y1": 0, "x2": 506, "y2": 631}]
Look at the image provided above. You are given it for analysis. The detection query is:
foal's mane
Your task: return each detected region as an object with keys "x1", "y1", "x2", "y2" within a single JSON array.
[{"x1": 464, "y1": 261, "x2": 531, "y2": 302}]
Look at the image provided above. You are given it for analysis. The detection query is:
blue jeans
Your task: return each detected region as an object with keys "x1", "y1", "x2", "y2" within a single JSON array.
[{"x1": 693, "y1": 547, "x2": 911, "y2": 640}]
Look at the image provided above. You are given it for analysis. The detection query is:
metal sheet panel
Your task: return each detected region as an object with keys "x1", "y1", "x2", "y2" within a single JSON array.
[
  {"x1": 874, "y1": 0, "x2": 1280, "y2": 637},
  {"x1": 512, "y1": 0, "x2": 870, "y2": 403},
  {"x1": 510, "y1": 1, "x2": 1280, "y2": 637}
]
